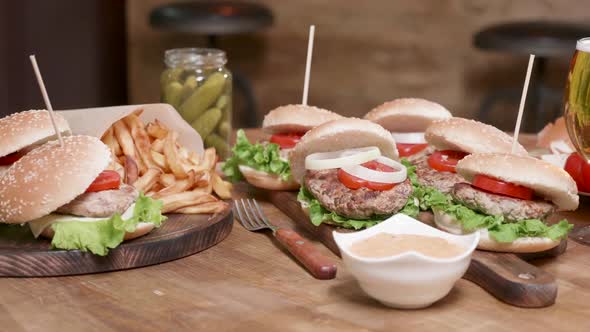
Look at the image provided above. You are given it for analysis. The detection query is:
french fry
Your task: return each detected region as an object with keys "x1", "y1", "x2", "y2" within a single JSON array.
[
  {"x1": 159, "y1": 173, "x2": 176, "y2": 187},
  {"x1": 133, "y1": 168, "x2": 161, "y2": 193},
  {"x1": 160, "y1": 191, "x2": 217, "y2": 213},
  {"x1": 202, "y1": 148, "x2": 217, "y2": 170},
  {"x1": 112, "y1": 160, "x2": 125, "y2": 181},
  {"x1": 124, "y1": 155, "x2": 139, "y2": 185},
  {"x1": 188, "y1": 151, "x2": 201, "y2": 165},
  {"x1": 150, "y1": 183, "x2": 164, "y2": 193},
  {"x1": 124, "y1": 114, "x2": 156, "y2": 169},
  {"x1": 163, "y1": 131, "x2": 188, "y2": 179},
  {"x1": 132, "y1": 108, "x2": 144, "y2": 117},
  {"x1": 114, "y1": 120, "x2": 146, "y2": 173},
  {"x1": 151, "y1": 150, "x2": 169, "y2": 172},
  {"x1": 193, "y1": 171, "x2": 213, "y2": 194},
  {"x1": 146, "y1": 119, "x2": 168, "y2": 139},
  {"x1": 102, "y1": 127, "x2": 122, "y2": 157},
  {"x1": 151, "y1": 138, "x2": 165, "y2": 153},
  {"x1": 211, "y1": 172, "x2": 232, "y2": 199},
  {"x1": 152, "y1": 170, "x2": 196, "y2": 199},
  {"x1": 174, "y1": 201, "x2": 229, "y2": 214}
]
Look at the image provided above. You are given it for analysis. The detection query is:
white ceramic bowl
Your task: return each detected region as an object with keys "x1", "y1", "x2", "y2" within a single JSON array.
[{"x1": 334, "y1": 214, "x2": 479, "y2": 309}]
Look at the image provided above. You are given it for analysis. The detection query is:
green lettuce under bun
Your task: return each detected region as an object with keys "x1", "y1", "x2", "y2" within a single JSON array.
[
  {"x1": 37, "y1": 194, "x2": 166, "y2": 256},
  {"x1": 222, "y1": 129, "x2": 291, "y2": 182},
  {"x1": 400, "y1": 159, "x2": 573, "y2": 243}
]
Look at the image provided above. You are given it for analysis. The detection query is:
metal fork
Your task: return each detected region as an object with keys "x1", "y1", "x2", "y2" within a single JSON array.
[{"x1": 234, "y1": 198, "x2": 337, "y2": 280}]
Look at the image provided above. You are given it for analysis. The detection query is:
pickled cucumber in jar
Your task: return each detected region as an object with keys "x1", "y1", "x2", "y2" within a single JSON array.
[{"x1": 161, "y1": 48, "x2": 232, "y2": 157}]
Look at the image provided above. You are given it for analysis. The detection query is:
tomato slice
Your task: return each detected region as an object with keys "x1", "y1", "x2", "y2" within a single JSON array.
[
  {"x1": 396, "y1": 143, "x2": 428, "y2": 157},
  {"x1": 565, "y1": 153, "x2": 590, "y2": 192},
  {"x1": 472, "y1": 174, "x2": 534, "y2": 200},
  {"x1": 427, "y1": 150, "x2": 468, "y2": 173},
  {"x1": 85, "y1": 170, "x2": 121, "y2": 193},
  {"x1": 269, "y1": 133, "x2": 303, "y2": 149},
  {"x1": 337, "y1": 161, "x2": 397, "y2": 191},
  {"x1": 0, "y1": 151, "x2": 24, "y2": 165}
]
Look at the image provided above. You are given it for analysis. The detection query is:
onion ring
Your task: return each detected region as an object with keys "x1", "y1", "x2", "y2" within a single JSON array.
[
  {"x1": 340, "y1": 156, "x2": 407, "y2": 184},
  {"x1": 305, "y1": 147, "x2": 381, "y2": 170}
]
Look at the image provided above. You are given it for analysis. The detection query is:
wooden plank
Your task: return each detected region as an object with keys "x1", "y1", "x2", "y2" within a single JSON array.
[
  {"x1": 269, "y1": 190, "x2": 562, "y2": 308},
  {"x1": 0, "y1": 209, "x2": 233, "y2": 277}
]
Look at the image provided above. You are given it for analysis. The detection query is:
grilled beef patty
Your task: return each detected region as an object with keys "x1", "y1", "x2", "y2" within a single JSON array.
[
  {"x1": 451, "y1": 182, "x2": 556, "y2": 221},
  {"x1": 413, "y1": 156, "x2": 465, "y2": 194},
  {"x1": 304, "y1": 169, "x2": 413, "y2": 219},
  {"x1": 56, "y1": 184, "x2": 139, "y2": 218}
]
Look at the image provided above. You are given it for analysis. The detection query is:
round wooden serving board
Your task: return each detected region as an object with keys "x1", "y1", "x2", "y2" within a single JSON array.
[{"x1": 0, "y1": 209, "x2": 233, "y2": 277}]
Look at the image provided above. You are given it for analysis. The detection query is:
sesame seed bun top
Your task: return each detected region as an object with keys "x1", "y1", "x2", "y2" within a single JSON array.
[
  {"x1": 425, "y1": 117, "x2": 528, "y2": 155},
  {"x1": 0, "y1": 110, "x2": 71, "y2": 158},
  {"x1": 262, "y1": 104, "x2": 343, "y2": 134},
  {"x1": 0, "y1": 135, "x2": 111, "y2": 223},
  {"x1": 364, "y1": 98, "x2": 452, "y2": 132}
]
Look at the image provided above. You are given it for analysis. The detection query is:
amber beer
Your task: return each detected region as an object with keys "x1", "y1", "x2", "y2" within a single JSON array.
[{"x1": 565, "y1": 38, "x2": 590, "y2": 160}]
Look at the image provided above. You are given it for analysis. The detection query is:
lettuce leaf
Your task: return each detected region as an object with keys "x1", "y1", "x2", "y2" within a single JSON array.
[
  {"x1": 399, "y1": 158, "x2": 573, "y2": 242},
  {"x1": 222, "y1": 129, "x2": 291, "y2": 182},
  {"x1": 297, "y1": 187, "x2": 383, "y2": 230},
  {"x1": 50, "y1": 194, "x2": 166, "y2": 256}
]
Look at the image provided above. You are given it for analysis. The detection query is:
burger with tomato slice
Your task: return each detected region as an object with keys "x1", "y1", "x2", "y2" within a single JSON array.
[
  {"x1": 415, "y1": 117, "x2": 528, "y2": 194},
  {"x1": 223, "y1": 104, "x2": 342, "y2": 190},
  {"x1": 364, "y1": 98, "x2": 452, "y2": 160},
  {"x1": 431, "y1": 153, "x2": 577, "y2": 253},
  {"x1": 0, "y1": 110, "x2": 71, "y2": 173},
  {"x1": 291, "y1": 118, "x2": 418, "y2": 229},
  {"x1": 0, "y1": 135, "x2": 166, "y2": 256}
]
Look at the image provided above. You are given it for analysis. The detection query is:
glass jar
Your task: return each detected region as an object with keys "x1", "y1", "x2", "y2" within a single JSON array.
[{"x1": 161, "y1": 48, "x2": 232, "y2": 158}]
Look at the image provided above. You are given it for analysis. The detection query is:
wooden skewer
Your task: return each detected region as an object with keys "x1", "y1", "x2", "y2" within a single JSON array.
[
  {"x1": 512, "y1": 54, "x2": 535, "y2": 154},
  {"x1": 301, "y1": 25, "x2": 315, "y2": 106},
  {"x1": 29, "y1": 55, "x2": 64, "y2": 147}
]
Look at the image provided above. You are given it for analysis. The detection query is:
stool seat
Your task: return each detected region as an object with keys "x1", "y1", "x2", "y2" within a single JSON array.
[
  {"x1": 474, "y1": 21, "x2": 590, "y2": 58},
  {"x1": 150, "y1": 1, "x2": 273, "y2": 35}
]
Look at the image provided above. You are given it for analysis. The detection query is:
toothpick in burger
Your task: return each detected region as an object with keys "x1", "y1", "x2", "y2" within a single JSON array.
[
  {"x1": 0, "y1": 135, "x2": 166, "y2": 256},
  {"x1": 364, "y1": 98, "x2": 452, "y2": 160},
  {"x1": 432, "y1": 153, "x2": 576, "y2": 253},
  {"x1": 292, "y1": 118, "x2": 418, "y2": 229},
  {"x1": 223, "y1": 104, "x2": 342, "y2": 190}
]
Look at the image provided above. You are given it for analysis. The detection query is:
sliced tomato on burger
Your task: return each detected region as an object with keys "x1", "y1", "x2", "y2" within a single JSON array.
[
  {"x1": 427, "y1": 150, "x2": 468, "y2": 173},
  {"x1": 0, "y1": 151, "x2": 24, "y2": 165},
  {"x1": 269, "y1": 133, "x2": 303, "y2": 149},
  {"x1": 85, "y1": 170, "x2": 121, "y2": 193},
  {"x1": 565, "y1": 152, "x2": 590, "y2": 192},
  {"x1": 472, "y1": 174, "x2": 534, "y2": 200},
  {"x1": 337, "y1": 160, "x2": 397, "y2": 191},
  {"x1": 396, "y1": 143, "x2": 428, "y2": 157}
]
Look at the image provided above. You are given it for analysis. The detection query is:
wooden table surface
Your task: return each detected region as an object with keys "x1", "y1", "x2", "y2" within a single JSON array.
[{"x1": 1, "y1": 130, "x2": 590, "y2": 332}]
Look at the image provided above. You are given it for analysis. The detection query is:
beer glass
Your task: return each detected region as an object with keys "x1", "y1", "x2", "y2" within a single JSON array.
[{"x1": 565, "y1": 38, "x2": 590, "y2": 160}]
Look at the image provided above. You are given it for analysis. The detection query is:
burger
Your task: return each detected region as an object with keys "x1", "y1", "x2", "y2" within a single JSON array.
[
  {"x1": 0, "y1": 110, "x2": 71, "y2": 172},
  {"x1": 431, "y1": 153, "x2": 576, "y2": 253},
  {"x1": 413, "y1": 117, "x2": 528, "y2": 195},
  {"x1": 364, "y1": 98, "x2": 452, "y2": 160},
  {"x1": 0, "y1": 135, "x2": 166, "y2": 256},
  {"x1": 223, "y1": 104, "x2": 342, "y2": 190},
  {"x1": 291, "y1": 118, "x2": 417, "y2": 229}
]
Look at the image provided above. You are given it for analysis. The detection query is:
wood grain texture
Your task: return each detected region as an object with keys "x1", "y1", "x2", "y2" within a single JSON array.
[{"x1": 0, "y1": 210, "x2": 233, "y2": 277}]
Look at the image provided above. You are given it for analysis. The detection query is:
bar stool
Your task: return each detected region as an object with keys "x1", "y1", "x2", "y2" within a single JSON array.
[
  {"x1": 150, "y1": 1, "x2": 274, "y2": 127},
  {"x1": 474, "y1": 21, "x2": 590, "y2": 131}
]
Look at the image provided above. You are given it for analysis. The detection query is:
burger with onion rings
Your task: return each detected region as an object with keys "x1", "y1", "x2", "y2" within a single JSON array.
[{"x1": 291, "y1": 118, "x2": 417, "y2": 229}]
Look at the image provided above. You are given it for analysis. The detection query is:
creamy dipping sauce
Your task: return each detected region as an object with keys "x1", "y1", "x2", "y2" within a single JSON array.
[{"x1": 350, "y1": 233, "x2": 465, "y2": 259}]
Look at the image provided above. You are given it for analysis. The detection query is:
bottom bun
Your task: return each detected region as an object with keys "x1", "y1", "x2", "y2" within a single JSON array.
[
  {"x1": 239, "y1": 165, "x2": 299, "y2": 191},
  {"x1": 432, "y1": 208, "x2": 560, "y2": 253},
  {"x1": 40, "y1": 221, "x2": 155, "y2": 241}
]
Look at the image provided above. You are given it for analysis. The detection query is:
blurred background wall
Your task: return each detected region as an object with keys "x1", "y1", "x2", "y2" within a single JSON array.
[{"x1": 1, "y1": 0, "x2": 588, "y2": 132}]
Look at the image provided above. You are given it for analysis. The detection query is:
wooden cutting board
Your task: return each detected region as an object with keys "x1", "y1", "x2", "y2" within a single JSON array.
[
  {"x1": 0, "y1": 208, "x2": 233, "y2": 277},
  {"x1": 269, "y1": 191, "x2": 565, "y2": 308}
]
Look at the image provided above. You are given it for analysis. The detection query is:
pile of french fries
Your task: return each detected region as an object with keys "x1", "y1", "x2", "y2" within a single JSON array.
[{"x1": 101, "y1": 109, "x2": 232, "y2": 214}]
